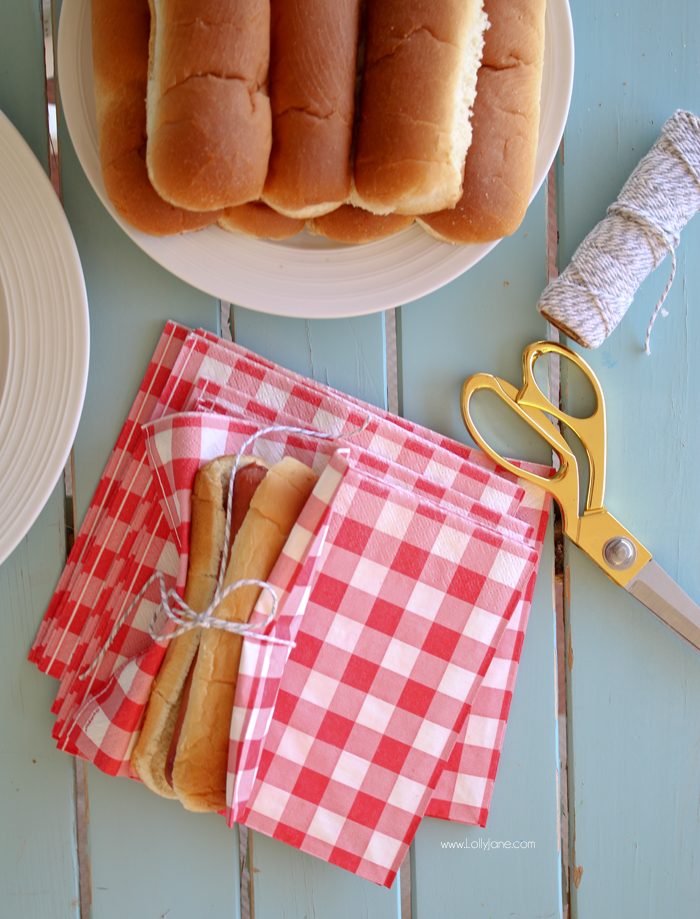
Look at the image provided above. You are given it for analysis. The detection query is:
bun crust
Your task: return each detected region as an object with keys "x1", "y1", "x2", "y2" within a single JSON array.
[
  {"x1": 91, "y1": 0, "x2": 216, "y2": 235},
  {"x1": 219, "y1": 202, "x2": 305, "y2": 240},
  {"x1": 130, "y1": 456, "x2": 265, "y2": 798},
  {"x1": 146, "y1": 0, "x2": 272, "y2": 211},
  {"x1": 94, "y1": 0, "x2": 544, "y2": 245},
  {"x1": 419, "y1": 0, "x2": 546, "y2": 243},
  {"x1": 262, "y1": 0, "x2": 363, "y2": 219},
  {"x1": 308, "y1": 205, "x2": 414, "y2": 244},
  {"x1": 352, "y1": 0, "x2": 488, "y2": 216},
  {"x1": 172, "y1": 457, "x2": 318, "y2": 813}
]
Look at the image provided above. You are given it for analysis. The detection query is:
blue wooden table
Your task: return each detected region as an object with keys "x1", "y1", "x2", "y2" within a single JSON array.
[{"x1": 2, "y1": 1, "x2": 699, "y2": 916}]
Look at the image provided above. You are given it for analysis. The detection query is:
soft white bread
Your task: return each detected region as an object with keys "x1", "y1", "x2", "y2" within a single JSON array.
[
  {"x1": 219, "y1": 202, "x2": 305, "y2": 240},
  {"x1": 419, "y1": 0, "x2": 546, "y2": 243},
  {"x1": 146, "y1": 0, "x2": 272, "y2": 211},
  {"x1": 307, "y1": 204, "x2": 414, "y2": 244},
  {"x1": 91, "y1": 0, "x2": 216, "y2": 235},
  {"x1": 130, "y1": 455, "x2": 266, "y2": 798},
  {"x1": 352, "y1": 0, "x2": 488, "y2": 216},
  {"x1": 172, "y1": 456, "x2": 318, "y2": 813},
  {"x1": 261, "y1": 0, "x2": 363, "y2": 219}
]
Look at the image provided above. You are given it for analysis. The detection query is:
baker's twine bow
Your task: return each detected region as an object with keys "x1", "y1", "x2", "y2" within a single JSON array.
[{"x1": 77, "y1": 419, "x2": 369, "y2": 682}]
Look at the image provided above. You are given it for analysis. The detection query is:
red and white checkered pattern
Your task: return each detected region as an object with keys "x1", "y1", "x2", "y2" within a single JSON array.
[
  {"x1": 29, "y1": 324, "x2": 190, "y2": 679},
  {"x1": 57, "y1": 417, "x2": 344, "y2": 772},
  {"x1": 28, "y1": 321, "x2": 551, "y2": 888},
  {"x1": 194, "y1": 385, "x2": 536, "y2": 543},
  {"x1": 425, "y1": 477, "x2": 550, "y2": 825},
  {"x1": 233, "y1": 455, "x2": 540, "y2": 886},
  {"x1": 159, "y1": 333, "x2": 528, "y2": 517},
  {"x1": 187, "y1": 375, "x2": 550, "y2": 827}
]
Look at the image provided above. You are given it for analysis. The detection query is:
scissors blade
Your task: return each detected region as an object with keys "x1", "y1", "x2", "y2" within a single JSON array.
[{"x1": 627, "y1": 560, "x2": 700, "y2": 651}]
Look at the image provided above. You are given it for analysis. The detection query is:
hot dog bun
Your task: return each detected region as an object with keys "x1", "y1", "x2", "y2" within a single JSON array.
[
  {"x1": 91, "y1": 0, "x2": 216, "y2": 235},
  {"x1": 146, "y1": 0, "x2": 272, "y2": 211},
  {"x1": 219, "y1": 203, "x2": 305, "y2": 241},
  {"x1": 262, "y1": 0, "x2": 363, "y2": 219},
  {"x1": 419, "y1": 0, "x2": 546, "y2": 243},
  {"x1": 308, "y1": 205, "x2": 414, "y2": 244},
  {"x1": 131, "y1": 455, "x2": 267, "y2": 798},
  {"x1": 352, "y1": 0, "x2": 488, "y2": 216},
  {"x1": 171, "y1": 456, "x2": 318, "y2": 813}
]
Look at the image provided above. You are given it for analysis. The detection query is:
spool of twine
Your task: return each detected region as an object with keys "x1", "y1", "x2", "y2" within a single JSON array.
[{"x1": 538, "y1": 110, "x2": 700, "y2": 352}]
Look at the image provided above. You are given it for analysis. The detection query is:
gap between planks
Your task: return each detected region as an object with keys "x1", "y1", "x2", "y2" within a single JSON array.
[
  {"x1": 386, "y1": 307, "x2": 411, "y2": 918},
  {"x1": 42, "y1": 0, "x2": 92, "y2": 912},
  {"x1": 225, "y1": 303, "x2": 253, "y2": 919},
  {"x1": 547, "y1": 148, "x2": 574, "y2": 919}
]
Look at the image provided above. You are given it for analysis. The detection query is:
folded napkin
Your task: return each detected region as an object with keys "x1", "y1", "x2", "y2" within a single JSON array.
[{"x1": 29, "y1": 321, "x2": 550, "y2": 886}]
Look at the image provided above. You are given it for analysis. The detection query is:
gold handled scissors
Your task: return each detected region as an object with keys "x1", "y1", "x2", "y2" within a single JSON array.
[{"x1": 462, "y1": 340, "x2": 700, "y2": 651}]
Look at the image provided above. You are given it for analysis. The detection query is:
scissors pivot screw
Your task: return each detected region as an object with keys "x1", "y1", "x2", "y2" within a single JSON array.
[{"x1": 603, "y1": 537, "x2": 637, "y2": 570}]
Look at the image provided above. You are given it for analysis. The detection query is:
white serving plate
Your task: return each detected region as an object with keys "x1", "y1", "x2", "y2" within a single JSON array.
[
  {"x1": 0, "y1": 112, "x2": 89, "y2": 565},
  {"x1": 58, "y1": 0, "x2": 574, "y2": 319}
]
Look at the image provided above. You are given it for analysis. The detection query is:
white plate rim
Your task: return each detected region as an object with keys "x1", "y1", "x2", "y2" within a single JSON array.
[
  {"x1": 58, "y1": 0, "x2": 574, "y2": 320},
  {"x1": 0, "y1": 112, "x2": 90, "y2": 566}
]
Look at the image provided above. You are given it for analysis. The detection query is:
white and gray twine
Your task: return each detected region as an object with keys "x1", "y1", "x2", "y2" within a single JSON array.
[{"x1": 538, "y1": 109, "x2": 700, "y2": 352}]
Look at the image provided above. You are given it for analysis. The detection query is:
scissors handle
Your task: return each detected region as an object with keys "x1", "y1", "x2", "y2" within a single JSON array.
[
  {"x1": 463, "y1": 341, "x2": 608, "y2": 515},
  {"x1": 462, "y1": 372, "x2": 581, "y2": 525},
  {"x1": 518, "y1": 341, "x2": 608, "y2": 511}
]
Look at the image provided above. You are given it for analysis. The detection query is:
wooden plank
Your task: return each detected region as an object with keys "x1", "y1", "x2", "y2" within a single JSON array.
[
  {"x1": 400, "y1": 194, "x2": 563, "y2": 917},
  {"x1": 251, "y1": 833, "x2": 401, "y2": 919},
  {"x1": 559, "y1": 1, "x2": 700, "y2": 915},
  {"x1": 56, "y1": 77, "x2": 244, "y2": 918},
  {"x1": 0, "y1": 0, "x2": 48, "y2": 163},
  {"x1": 0, "y1": 500, "x2": 80, "y2": 918},
  {"x1": 0, "y1": 1, "x2": 80, "y2": 915},
  {"x1": 232, "y1": 310, "x2": 388, "y2": 409},
  {"x1": 232, "y1": 308, "x2": 402, "y2": 919},
  {"x1": 89, "y1": 772, "x2": 243, "y2": 919}
]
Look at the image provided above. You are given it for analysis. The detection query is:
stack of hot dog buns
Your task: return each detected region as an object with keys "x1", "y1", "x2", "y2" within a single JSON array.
[
  {"x1": 131, "y1": 454, "x2": 318, "y2": 810},
  {"x1": 92, "y1": 0, "x2": 546, "y2": 244}
]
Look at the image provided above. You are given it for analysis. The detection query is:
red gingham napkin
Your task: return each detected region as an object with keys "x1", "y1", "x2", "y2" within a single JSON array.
[
  {"x1": 29, "y1": 323, "x2": 190, "y2": 679},
  {"x1": 28, "y1": 321, "x2": 550, "y2": 887},
  {"x1": 232, "y1": 454, "x2": 540, "y2": 885},
  {"x1": 425, "y1": 477, "x2": 549, "y2": 826}
]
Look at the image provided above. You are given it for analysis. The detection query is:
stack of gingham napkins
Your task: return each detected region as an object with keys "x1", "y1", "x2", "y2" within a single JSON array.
[{"x1": 30, "y1": 321, "x2": 550, "y2": 887}]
